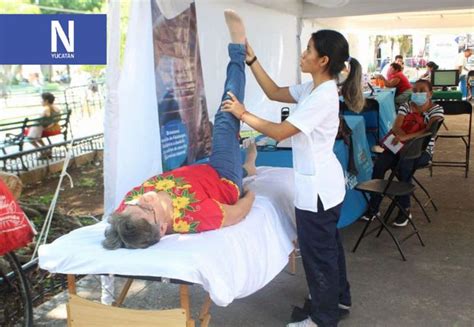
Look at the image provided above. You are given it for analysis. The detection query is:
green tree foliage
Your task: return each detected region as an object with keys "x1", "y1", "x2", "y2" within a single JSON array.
[
  {"x1": 397, "y1": 35, "x2": 413, "y2": 58},
  {"x1": 0, "y1": 0, "x2": 40, "y2": 14},
  {"x1": 30, "y1": 0, "x2": 104, "y2": 14}
]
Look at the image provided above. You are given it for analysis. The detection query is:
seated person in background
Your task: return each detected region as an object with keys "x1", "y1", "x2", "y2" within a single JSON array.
[
  {"x1": 26, "y1": 92, "x2": 61, "y2": 157},
  {"x1": 103, "y1": 24, "x2": 257, "y2": 250},
  {"x1": 377, "y1": 63, "x2": 412, "y2": 106},
  {"x1": 381, "y1": 54, "x2": 404, "y2": 79},
  {"x1": 420, "y1": 61, "x2": 439, "y2": 81},
  {"x1": 394, "y1": 55, "x2": 404, "y2": 67},
  {"x1": 361, "y1": 80, "x2": 444, "y2": 227}
]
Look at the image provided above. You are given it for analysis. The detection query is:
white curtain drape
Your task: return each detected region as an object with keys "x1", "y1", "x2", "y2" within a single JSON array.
[{"x1": 104, "y1": 0, "x2": 162, "y2": 217}]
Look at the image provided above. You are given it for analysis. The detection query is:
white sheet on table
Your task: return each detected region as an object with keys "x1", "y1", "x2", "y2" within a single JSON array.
[{"x1": 39, "y1": 167, "x2": 296, "y2": 307}]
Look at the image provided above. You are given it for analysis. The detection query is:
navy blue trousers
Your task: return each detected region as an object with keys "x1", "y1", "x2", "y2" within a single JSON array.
[{"x1": 296, "y1": 200, "x2": 351, "y2": 327}]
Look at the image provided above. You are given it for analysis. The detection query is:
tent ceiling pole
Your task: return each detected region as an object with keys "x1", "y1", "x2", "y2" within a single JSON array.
[{"x1": 296, "y1": 17, "x2": 302, "y2": 85}]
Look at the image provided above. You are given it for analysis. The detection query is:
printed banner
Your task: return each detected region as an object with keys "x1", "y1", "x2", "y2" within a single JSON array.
[
  {"x1": 151, "y1": 0, "x2": 212, "y2": 171},
  {"x1": 0, "y1": 14, "x2": 106, "y2": 64}
]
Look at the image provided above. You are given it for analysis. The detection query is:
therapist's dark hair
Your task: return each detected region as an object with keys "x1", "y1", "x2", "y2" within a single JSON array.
[
  {"x1": 311, "y1": 30, "x2": 365, "y2": 113},
  {"x1": 102, "y1": 213, "x2": 161, "y2": 250}
]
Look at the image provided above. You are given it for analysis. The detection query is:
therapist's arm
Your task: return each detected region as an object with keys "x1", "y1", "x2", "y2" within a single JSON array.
[
  {"x1": 246, "y1": 42, "x2": 296, "y2": 104},
  {"x1": 221, "y1": 92, "x2": 300, "y2": 141},
  {"x1": 221, "y1": 190, "x2": 255, "y2": 227}
]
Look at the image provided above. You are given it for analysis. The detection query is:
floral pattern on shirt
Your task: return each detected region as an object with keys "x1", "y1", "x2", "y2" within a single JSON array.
[{"x1": 124, "y1": 175, "x2": 201, "y2": 233}]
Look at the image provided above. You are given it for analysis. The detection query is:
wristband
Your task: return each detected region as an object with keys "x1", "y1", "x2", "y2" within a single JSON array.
[
  {"x1": 246, "y1": 56, "x2": 257, "y2": 66},
  {"x1": 239, "y1": 111, "x2": 248, "y2": 121}
]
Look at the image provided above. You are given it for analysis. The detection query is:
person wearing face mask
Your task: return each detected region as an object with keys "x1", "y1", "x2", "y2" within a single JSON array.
[{"x1": 361, "y1": 79, "x2": 444, "y2": 227}]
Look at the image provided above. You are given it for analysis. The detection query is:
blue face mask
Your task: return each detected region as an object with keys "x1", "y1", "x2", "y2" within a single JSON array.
[{"x1": 411, "y1": 92, "x2": 428, "y2": 106}]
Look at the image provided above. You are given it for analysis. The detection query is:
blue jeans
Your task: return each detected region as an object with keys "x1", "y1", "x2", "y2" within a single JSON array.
[
  {"x1": 296, "y1": 200, "x2": 351, "y2": 327},
  {"x1": 209, "y1": 44, "x2": 246, "y2": 195},
  {"x1": 369, "y1": 150, "x2": 431, "y2": 211},
  {"x1": 459, "y1": 74, "x2": 467, "y2": 98}
]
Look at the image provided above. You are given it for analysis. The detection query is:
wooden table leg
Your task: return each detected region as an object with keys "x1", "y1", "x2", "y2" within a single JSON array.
[
  {"x1": 180, "y1": 285, "x2": 195, "y2": 327},
  {"x1": 113, "y1": 278, "x2": 133, "y2": 307},
  {"x1": 67, "y1": 274, "x2": 76, "y2": 295},
  {"x1": 289, "y1": 250, "x2": 296, "y2": 275},
  {"x1": 288, "y1": 240, "x2": 298, "y2": 275},
  {"x1": 199, "y1": 294, "x2": 212, "y2": 327}
]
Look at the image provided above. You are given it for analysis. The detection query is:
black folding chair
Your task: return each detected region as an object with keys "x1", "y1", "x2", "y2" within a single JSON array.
[
  {"x1": 340, "y1": 98, "x2": 380, "y2": 149},
  {"x1": 431, "y1": 100, "x2": 472, "y2": 177},
  {"x1": 352, "y1": 132, "x2": 433, "y2": 261},
  {"x1": 410, "y1": 119, "x2": 444, "y2": 222}
]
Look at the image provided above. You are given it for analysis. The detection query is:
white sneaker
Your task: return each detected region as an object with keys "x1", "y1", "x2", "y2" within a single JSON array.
[
  {"x1": 360, "y1": 211, "x2": 380, "y2": 222},
  {"x1": 287, "y1": 317, "x2": 318, "y2": 327},
  {"x1": 338, "y1": 303, "x2": 351, "y2": 310},
  {"x1": 392, "y1": 210, "x2": 412, "y2": 227}
]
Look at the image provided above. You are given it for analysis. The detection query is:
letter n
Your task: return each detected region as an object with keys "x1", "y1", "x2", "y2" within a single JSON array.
[{"x1": 51, "y1": 20, "x2": 74, "y2": 53}]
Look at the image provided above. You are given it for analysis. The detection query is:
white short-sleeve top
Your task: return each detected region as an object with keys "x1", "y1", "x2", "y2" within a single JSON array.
[{"x1": 285, "y1": 80, "x2": 345, "y2": 212}]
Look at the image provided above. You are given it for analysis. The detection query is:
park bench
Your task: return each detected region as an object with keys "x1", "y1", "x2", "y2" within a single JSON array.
[{"x1": 0, "y1": 110, "x2": 72, "y2": 155}]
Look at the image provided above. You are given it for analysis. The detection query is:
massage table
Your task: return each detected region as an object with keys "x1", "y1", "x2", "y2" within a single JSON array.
[{"x1": 39, "y1": 167, "x2": 297, "y2": 326}]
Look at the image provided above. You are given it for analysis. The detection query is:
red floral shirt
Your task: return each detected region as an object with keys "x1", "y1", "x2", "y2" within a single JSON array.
[{"x1": 115, "y1": 164, "x2": 239, "y2": 234}]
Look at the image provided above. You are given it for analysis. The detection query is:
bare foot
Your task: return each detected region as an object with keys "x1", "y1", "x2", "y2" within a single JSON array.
[
  {"x1": 224, "y1": 9, "x2": 246, "y2": 44},
  {"x1": 243, "y1": 141, "x2": 257, "y2": 176}
]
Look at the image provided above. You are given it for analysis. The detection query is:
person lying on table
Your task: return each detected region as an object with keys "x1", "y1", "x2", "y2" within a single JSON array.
[
  {"x1": 377, "y1": 62, "x2": 412, "y2": 106},
  {"x1": 361, "y1": 79, "x2": 444, "y2": 227},
  {"x1": 103, "y1": 37, "x2": 257, "y2": 250}
]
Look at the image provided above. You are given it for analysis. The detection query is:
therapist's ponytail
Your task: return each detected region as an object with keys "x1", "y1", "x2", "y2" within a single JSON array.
[
  {"x1": 341, "y1": 57, "x2": 365, "y2": 113},
  {"x1": 311, "y1": 30, "x2": 365, "y2": 113}
]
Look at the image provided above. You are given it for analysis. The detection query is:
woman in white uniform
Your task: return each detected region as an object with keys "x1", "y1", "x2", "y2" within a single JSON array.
[{"x1": 221, "y1": 11, "x2": 364, "y2": 327}]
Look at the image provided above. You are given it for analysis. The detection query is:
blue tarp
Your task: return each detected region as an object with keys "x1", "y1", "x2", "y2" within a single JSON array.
[{"x1": 248, "y1": 115, "x2": 373, "y2": 228}]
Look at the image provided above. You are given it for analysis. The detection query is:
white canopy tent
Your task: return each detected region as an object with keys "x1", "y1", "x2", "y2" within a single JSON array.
[{"x1": 104, "y1": 0, "x2": 473, "y2": 215}]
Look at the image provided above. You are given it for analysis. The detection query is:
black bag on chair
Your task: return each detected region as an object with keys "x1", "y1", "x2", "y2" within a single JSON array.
[{"x1": 337, "y1": 115, "x2": 358, "y2": 176}]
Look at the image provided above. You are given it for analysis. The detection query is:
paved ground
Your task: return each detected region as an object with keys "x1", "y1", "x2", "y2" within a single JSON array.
[{"x1": 34, "y1": 114, "x2": 474, "y2": 327}]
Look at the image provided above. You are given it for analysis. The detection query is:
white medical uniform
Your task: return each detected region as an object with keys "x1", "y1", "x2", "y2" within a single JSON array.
[
  {"x1": 456, "y1": 52, "x2": 471, "y2": 76},
  {"x1": 286, "y1": 80, "x2": 345, "y2": 213}
]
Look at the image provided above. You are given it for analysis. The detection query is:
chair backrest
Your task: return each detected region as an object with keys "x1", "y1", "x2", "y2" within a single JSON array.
[
  {"x1": 341, "y1": 98, "x2": 379, "y2": 129},
  {"x1": 340, "y1": 98, "x2": 379, "y2": 114},
  {"x1": 363, "y1": 98, "x2": 380, "y2": 113},
  {"x1": 382, "y1": 132, "x2": 432, "y2": 192},
  {"x1": 422, "y1": 118, "x2": 444, "y2": 149},
  {"x1": 398, "y1": 132, "x2": 433, "y2": 162},
  {"x1": 433, "y1": 100, "x2": 472, "y2": 116},
  {"x1": 428, "y1": 118, "x2": 444, "y2": 136},
  {"x1": 67, "y1": 294, "x2": 187, "y2": 327}
]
